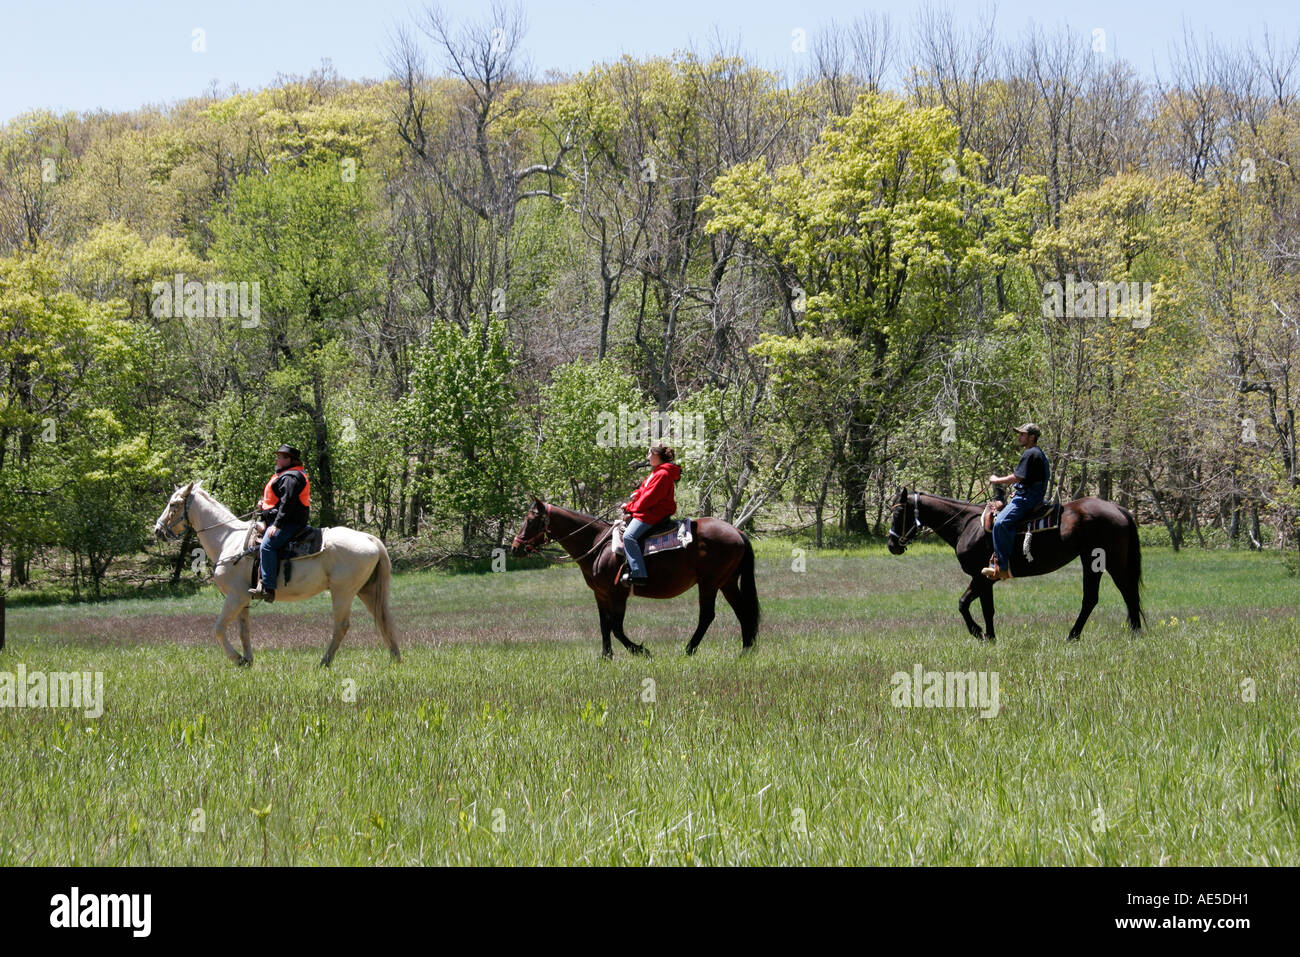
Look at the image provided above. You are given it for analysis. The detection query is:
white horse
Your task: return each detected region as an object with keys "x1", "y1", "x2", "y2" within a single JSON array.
[{"x1": 153, "y1": 480, "x2": 400, "y2": 666}]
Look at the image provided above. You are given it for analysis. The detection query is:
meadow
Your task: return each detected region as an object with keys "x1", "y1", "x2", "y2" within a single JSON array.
[{"x1": 1, "y1": 540, "x2": 1296, "y2": 865}]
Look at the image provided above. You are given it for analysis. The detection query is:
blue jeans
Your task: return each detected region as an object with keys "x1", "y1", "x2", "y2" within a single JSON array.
[
  {"x1": 992, "y1": 493, "x2": 1043, "y2": 569},
  {"x1": 259, "y1": 522, "x2": 304, "y2": 590},
  {"x1": 622, "y1": 518, "x2": 651, "y2": 580}
]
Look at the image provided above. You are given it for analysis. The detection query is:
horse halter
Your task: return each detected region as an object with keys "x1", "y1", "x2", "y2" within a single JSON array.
[
  {"x1": 888, "y1": 492, "x2": 924, "y2": 548},
  {"x1": 512, "y1": 504, "x2": 551, "y2": 554}
]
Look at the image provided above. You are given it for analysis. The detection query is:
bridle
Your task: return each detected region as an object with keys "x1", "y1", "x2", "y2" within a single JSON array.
[
  {"x1": 512, "y1": 503, "x2": 619, "y2": 564},
  {"x1": 888, "y1": 491, "x2": 924, "y2": 549},
  {"x1": 890, "y1": 489, "x2": 990, "y2": 549},
  {"x1": 511, "y1": 504, "x2": 553, "y2": 554},
  {"x1": 157, "y1": 491, "x2": 196, "y2": 542},
  {"x1": 158, "y1": 489, "x2": 256, "y2": 542}
]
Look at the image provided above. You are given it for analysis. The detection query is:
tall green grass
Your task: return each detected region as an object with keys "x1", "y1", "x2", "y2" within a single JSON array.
[{"x1": 0, "y1": 544, "x2": 1295, "y2": 864}]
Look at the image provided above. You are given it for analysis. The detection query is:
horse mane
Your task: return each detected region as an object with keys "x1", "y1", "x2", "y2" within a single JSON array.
[
  {"x1": 194, "y1": 485, "x2": 241, "y2": 524},
  {"x1": 545, "y1": 503, "x2": 610, "y2": 526},
  {"x1": 918, "y1": 492, "x2": 986, "y2": 511}
]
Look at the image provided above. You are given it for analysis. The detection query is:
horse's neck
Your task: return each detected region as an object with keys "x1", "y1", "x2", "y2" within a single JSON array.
[
  {"x1": 918, "y1": 495, "x2": 978, "y2": 547},
  {"x1": 548, "y1": 508, "x2": 607, "y2": 559},
  {"x1": 189, "y1": 493, "x2": 247, "y2": 560}
]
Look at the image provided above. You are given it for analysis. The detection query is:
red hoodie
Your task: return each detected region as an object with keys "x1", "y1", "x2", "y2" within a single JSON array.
[{"x1": 624, "y1": 462, "x2": 681, "y2": 525}]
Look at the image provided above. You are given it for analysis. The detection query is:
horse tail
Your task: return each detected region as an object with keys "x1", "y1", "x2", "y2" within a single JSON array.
[
  {"x1": 1122, "y1": 509, "x2": 1145, "y2": 631},
  {"x1": 362, "y1": 538, "x2": 401, "y2": 661},
  {"x1": 737, "y1": 534, "x2": 761, "y2": 642}
]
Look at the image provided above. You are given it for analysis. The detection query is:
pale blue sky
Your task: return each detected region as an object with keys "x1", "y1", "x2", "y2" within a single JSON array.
[{"x1": 2, "y1": 0, "x2": 1297, "y2": 123}]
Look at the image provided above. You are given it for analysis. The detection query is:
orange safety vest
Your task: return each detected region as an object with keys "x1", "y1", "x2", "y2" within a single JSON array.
[{"x1": 260, "y1": 466, "x2": 311, "y2": 511}]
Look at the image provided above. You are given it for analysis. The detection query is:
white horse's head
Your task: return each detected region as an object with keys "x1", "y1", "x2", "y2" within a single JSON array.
[{"x1": 154, "y1": 480, "x2": 199, "y2": 541}]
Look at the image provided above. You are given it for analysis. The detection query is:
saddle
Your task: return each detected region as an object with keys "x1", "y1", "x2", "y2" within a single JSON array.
[
  {"x1": 982, "y1": 500, "x2": 1062, "y2": 569},
  {"x1": 612, "y1": 518, "x2": 695, "y2": 587},
  {"x1": 246, "y1": 525, "x2": 325, "y2": 588},
  {"x1": 982, "y1": 499, "x2": 1062, "y2": 534}
]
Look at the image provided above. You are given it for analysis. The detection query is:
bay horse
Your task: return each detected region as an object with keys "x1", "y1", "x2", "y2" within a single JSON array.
[
  {"x1": 153, "y1": 481, "x2": 400, "y2": 666},
  {"x1": 886, "y1": 487, "x2": 1143, "y2": 641},
  {"x1": 510, "y1": 497, "x2": 760, "y2": 657}
]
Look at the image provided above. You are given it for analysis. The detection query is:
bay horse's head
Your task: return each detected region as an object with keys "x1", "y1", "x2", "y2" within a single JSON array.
[
  {"x1": 887, "y1": 486, "x2": 921, "y2": 555},
  {"x1": 511, "y1": 495, "x2": 550, "y2": 557},
  {"x1": 155, "y1": 481, "x2": 197, "y2": 542}
]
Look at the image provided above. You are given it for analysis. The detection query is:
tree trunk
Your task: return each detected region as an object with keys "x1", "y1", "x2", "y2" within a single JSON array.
[
  {"x1": 170, "y1": 528, "x2": 195, "y2": 584},
  {"x1": 311, "y1": 379, "x2": 337, "y2": 526}
]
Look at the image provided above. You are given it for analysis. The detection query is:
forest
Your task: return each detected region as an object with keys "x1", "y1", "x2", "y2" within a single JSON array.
[{"x1": 2, "y1": 3, "x2": 1299, "y2": 599}]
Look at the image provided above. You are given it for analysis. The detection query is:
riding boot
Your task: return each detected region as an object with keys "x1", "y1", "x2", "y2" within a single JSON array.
[
  {"x1": 248, "y1": 584, "x2": 276, "y2": 603},
  {"x1": 981, "y1": 555, "x2": 1000, "y2": 580}
]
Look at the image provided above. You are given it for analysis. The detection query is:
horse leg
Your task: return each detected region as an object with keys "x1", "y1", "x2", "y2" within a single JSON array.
[
  {"x1": 1068, "y1": 563, "x2": 1102, "y2": 641},
  {"x1": 320, "y1": 590, "x2": 354, "y2": 667},
  {"x1": 959, "y1": 579, "x2": 984, "y2": 639},
  {"x1": 238, "y1": 607, "x2": 253, "y2": 665},
  {"x1": 719, "y1": 580, "x2": 757, "y2": 652},
  {"x1": 685, "y1": 586, "x2": 717, "y2": 656},
  {"x1": 1107, "y1": 556, "x2": 1143, "y2": 632},
  {"x1": 977, "y1": 580, "x2": 996, "y2": 642},
  {"x1": 608, "y1": 591, "x2": 651, "y2": 657},
  {"x1": 357, "y1": 586, "x2": 401, "y2": 662},
  {"x1": 597, "y1": 602, "x2": 614, "y2": 660},
  {"x1": 214, "y1": 595, "x2": 248, "y2": 665}
]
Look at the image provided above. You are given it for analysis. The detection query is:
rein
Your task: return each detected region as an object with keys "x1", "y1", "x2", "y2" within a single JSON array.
[
  {"x1": 890, "y1": 491, "x2": 988, "y2": 546},
  {"x1": 161, "y1": 491, "x2": 258, "y2": 569},
  {"x1": 512, "y1": 503, "x2": 621, "y2": 565}
]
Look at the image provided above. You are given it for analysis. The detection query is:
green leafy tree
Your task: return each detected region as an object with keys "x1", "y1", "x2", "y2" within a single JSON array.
[
  {"x1": 536, "y1": 358, "x2": 648, "y2": 513},
  {"x1": 706, "y1": 91, "x2": 1040, "y2": 532},
  {"x1": 402, "y1": 317, "x2": 530, "y2": 549}
]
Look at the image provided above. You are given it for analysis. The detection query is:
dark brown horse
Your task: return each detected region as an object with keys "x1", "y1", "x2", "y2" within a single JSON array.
[
  {"x1": 510, "y1": 498, "x2": 760, "y2": 657},
  {"x1": 886, "y1": 487, "x2": 1144, "y2": 641}
]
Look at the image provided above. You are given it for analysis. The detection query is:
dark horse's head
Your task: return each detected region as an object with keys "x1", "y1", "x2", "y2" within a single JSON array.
[
  {"x1": 511, "y1": 496, "x2": 550, "y2": 558},
  {"x1": 887, "y1": 487, "x2": 922, "y2": 555}
]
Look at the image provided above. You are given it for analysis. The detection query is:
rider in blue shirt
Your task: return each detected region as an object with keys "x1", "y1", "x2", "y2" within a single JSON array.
[{"x1": 984, "y1": 423, "x2": 1050, "y2": 581}]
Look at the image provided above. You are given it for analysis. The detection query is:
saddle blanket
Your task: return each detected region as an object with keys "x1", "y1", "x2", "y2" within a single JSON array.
[
  {"x1": 1020, "y1": 504, "x2": 1062, "y2": 533},
  {"x1": 642, "y1": 519, "x2": 694, "y2": 556}
]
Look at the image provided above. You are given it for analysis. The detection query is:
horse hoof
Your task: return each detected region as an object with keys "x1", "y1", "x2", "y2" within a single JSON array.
[
  {"x1": 633, "y1": 644, "x2": 652, "y2": 658},
  {"x1": 684, "y1": 645, "x2": 697, "y2": 656},
  {"x1": 601, "y1": 652, "x2": 613, "y2": 661},
  {"x1": 319, "y1": 658, "x2": 332, "y2": 668},
  {"x1": 740, "y1": 645, "x2": 756, "y2": 656},
  {"x1": 237, "y1": 656, "x2": 252, "y2": 667}
]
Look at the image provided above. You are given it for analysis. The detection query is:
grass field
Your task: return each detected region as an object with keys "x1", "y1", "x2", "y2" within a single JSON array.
[{"x1": 1, "y1": 540, "x2": 1297, "y2": 865}]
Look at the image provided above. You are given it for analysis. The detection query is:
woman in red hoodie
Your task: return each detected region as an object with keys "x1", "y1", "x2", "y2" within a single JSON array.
[{"x1": 621, "y1": 443, "x2": 681, "y2": 586}]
